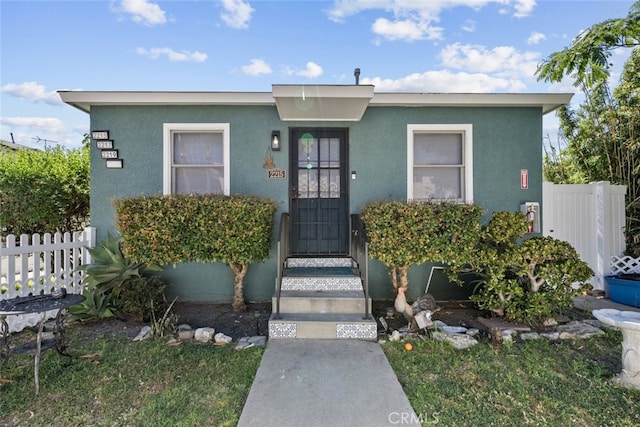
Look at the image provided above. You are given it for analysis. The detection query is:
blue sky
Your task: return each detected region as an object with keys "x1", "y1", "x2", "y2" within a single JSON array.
[{"x1": 0, "y1": 0, "x2": 635, "y2": 149}]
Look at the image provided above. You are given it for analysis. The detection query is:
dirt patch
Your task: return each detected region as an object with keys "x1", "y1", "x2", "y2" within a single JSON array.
[
  {"x1": 65, "y1": 302, "x2": 272, "y2": 343},
  {"x1": 62, "y1": 299, "x2": 593, "y2": 344}
]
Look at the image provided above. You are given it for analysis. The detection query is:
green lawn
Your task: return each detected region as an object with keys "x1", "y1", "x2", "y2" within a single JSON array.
[
  {"x1": 0, "y1": 332, "x2": 263, "y2": 427},
  {"x1": 383, "y1": 329, "x2": 640, "y2": 426},
  {"x1": 2, "y1": 324, "x2": 639, "y2": 426}
]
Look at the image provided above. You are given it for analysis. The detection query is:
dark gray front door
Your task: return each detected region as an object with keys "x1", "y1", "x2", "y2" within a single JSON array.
[{"x1": 290, "y1": 128, "x2": 349, "y2": 255}]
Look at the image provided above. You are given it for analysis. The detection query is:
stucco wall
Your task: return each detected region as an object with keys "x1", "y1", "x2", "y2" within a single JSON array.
[{"x1": 89, "y1": 104, "x2": 542, "y2": 302}]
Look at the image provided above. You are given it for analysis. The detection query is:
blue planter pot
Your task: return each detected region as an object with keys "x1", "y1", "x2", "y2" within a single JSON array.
[{"x1": 605, "y1": 274, "x2": 640, "y2": 308}]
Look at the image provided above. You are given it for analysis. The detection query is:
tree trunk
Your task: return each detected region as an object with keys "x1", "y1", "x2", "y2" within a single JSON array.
[
  {"x1": 391, "y1": 266, "x2": 398, "y2": 290},
  {"x1": 527, "y1": 271, "x2": 545, "y2": 293},
  {"x1": 398, "y1": 266, "x2": 409, "y2": 290},
  {"x1": 229, "y1": 262, "x2": 248, "y2": 312}
]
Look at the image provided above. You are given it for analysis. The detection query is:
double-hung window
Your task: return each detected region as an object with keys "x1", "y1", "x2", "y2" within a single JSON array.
[
  {"x1": 407, "y1": 124, "x2": 473, "y2": 203},
  {"x1": 163, "y1": 123, "x2": 230, "y2": 195}
]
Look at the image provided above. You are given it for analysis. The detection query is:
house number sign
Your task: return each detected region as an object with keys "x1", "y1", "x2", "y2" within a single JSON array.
[{"x1": 268, "y1": 168, "x2": 286, "y2": 179}]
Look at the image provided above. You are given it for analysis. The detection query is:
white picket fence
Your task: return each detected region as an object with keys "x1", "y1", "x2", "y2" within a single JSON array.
[
  {"x1": 543, "y1": 181, "x2": 627, "y2": 290},
  {"x1": 0, "y1": 227, "x2": 96, "y2": 332}
]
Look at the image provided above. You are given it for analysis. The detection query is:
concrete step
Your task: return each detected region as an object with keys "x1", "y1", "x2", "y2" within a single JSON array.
[
  {"x1": 286, "y1": 257, "x2": 355, "y2": 268},
  {"x1": 280, "y1": 274, "x2": 363, "y2": 292},
  {"x1": 268, "y1": 313, "x2": 378, "y2": 340},
  {"x1": 273, "y1": 290, "x2": 371, "y2": 314}
]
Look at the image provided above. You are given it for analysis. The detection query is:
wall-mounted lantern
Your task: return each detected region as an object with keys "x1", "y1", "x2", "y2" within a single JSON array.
[{"x1": 271, "y1": 130, "x2": 281, "y2": 151}]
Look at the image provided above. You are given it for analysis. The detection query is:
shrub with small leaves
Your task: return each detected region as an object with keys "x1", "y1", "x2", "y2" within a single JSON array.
[
  {"x1": 449, "y1": 211, "x2": 594, "y2": 325},
  {"x1": 118, "y1": 276, "x2": 169, "y2": 321},
  {"x1": 114, "y1": 194, "x2": 277, "y2": 312},
  {"x1": 361, "y1": 201, "x2": 482, "y2": 291}
]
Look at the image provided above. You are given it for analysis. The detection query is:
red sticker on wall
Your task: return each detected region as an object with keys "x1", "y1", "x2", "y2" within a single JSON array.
[{"x1": 521, "y1": 169, "x2": 528, "y2": 189}]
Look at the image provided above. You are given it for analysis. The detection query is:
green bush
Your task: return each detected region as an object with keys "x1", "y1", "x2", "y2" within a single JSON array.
[
  {"x1": 114, "y1": 194, "x2": 277, "y2": 311},
  {"x1": 77, "y1": 233, "x2": 150, "y2": 297},
  {"x1": 361, "y1": 201, "x2": 482, "y2": 292},
  {"x1": 449, "y1": 211, "x2": 594, "y2": 325},
  {"x1": 75, "y1": 234, "x2": 166, "y2": 321},
  {"x1": 0, "y1": 145, "x2": 89, "y2": 234},
  {"x1": 118, "y1": 276, "x2": 168, "y2": 321}
]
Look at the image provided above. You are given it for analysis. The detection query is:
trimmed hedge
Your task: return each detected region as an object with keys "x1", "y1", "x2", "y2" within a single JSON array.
[
  {"x1": 361, "y1": 201, "x2": 482, "y2": 290},
  {"x1": 114, "y1": 194, "x2": 277, "y2": 311},
  {"x1": 0, "y1": 145, "x2": 89, "y2": 234}
]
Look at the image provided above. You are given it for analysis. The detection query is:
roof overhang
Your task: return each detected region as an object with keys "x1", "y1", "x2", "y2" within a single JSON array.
[
  {"x1": 57, "y1": 91, "x2": 276, "y2": 114},
  {"x1": 271, "y1": 84, "x2": 374, "y2": 121},
  {"x1": 369, "y1": 92, "x2": 573, "y2": 115},
  {"x1": 58, "y1": 89, "x2": 572, "y2": 117}
]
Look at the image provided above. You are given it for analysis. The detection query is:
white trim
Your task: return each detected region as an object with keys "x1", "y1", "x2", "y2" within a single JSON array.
[
  {"x1": 162, "y1": 123, "x2": 230, "y2": 195},
  {"x1": 407, "y1": 124, "x2": 473, "y2": 203},
  {"x1": 59, "y1": 90, "x2": 572, "y2": 116}
]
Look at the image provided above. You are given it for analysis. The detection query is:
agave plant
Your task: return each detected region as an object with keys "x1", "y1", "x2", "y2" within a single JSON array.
[
  {"x1": 77, "y1": 233, "x2": 156, "y2": 297},
  {"x1": 67, "y1": 288, "x2": 116, "y2": 321}
]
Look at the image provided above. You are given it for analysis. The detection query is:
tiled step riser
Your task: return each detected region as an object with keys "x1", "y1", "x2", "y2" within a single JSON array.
[
  {"x1": 273, "y1": 294, "x2": 370, "y2": 314},
  {"x1": 286, "y1": 258, "x2": 355, "y2": 268},
  {"x1": 281, "y1": 276, "x2": 363, "y2": 292},
  {"x1": 269, "y1": 318, "x2": 377, "y2": 340}
]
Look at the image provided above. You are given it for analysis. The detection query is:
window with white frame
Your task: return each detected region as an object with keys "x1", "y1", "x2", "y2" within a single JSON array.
[
  {"x1": 407, "y1": 124, "x2": 473, "y2": 202},
  {"x1": 163, "y1": 123, "x2": 230, "y2": 195}
]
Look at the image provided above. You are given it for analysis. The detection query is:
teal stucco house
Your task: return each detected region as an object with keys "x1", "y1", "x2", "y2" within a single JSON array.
[{"x1": 60, "y1": 85, "x2": 571, "y2": 315}]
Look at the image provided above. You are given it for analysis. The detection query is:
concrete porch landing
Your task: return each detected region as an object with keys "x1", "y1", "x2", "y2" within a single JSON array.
[{"x1": 237, "y1": 339, "x2": 419, "y2": 427}]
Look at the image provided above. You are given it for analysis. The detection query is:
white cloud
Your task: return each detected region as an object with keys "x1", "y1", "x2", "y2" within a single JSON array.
[
  {"x1": 1, "y1": 82, "x2": 62, "y2": 105},
  {"x1": 0, "y1": 117, "x2": 67, "y2": 134},
  {"x1": 461, "y1": 19, "x2": 476, "y2": 32},
  {"x1": 372, "y1": 17, "x2": 442, "y2": 41},
  {"x1": 511, "y1": 0, "x2": 536, "y2": 18},
  {"x1": 440, "y1": 43, "x2": 540, "y2": 79},
  {"x1": 136, "y1": 47, "x2": 207, "y2": 62},
  {"x1": 241, "y1": 59, "x2": 272, "y2": 76},
  {"x1": 527, "y1": 31, "x2": 546, "y2": 45},
  {"x1": 328, "y1": 0, "x2": 537, "y2": 41},
  {"x1": 296, "y1": 62, "x2": 324, "y2": 79},
  {"x1": 220, "y1": 0, "x2": 254, "y2": 29},
  {"x1": 361, "y1": 70, "x2": 526, "y2": 92},
  {"x1": 116, "y1": 0, "x2": 167, "y2": 26}
]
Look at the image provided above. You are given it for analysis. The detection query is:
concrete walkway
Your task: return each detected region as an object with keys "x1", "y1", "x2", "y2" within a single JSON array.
[
  {"x1": 238, "y1": 339, "x2": 420, "y2": 427},
  {"x1": 574, "y1": 295, "x2": 640, "y2": 313},
  {"x1": 238, "y1": 296, "x2": 640, "y2": 427}
]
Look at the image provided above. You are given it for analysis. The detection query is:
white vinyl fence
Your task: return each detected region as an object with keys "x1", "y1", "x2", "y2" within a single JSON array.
[
  {"x1": 0, "y1": 227, "x2": 96, "y2": 332},
  {"x1": 543, "y1": 181, "x2": 627, "y2": 290}
]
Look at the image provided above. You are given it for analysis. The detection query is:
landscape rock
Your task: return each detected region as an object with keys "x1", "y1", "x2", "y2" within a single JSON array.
[
  {"x1": 557, "y1": 321, "x2": 605, "y2": 340},
  {"x1": 542, "y1": 318, "x2": 558, "y2": 327},
  {"x1": 133, "y1": 326, "x2": 151, "y2": 342},
  {"x1": 214, "y1": 332, "x2": 233, "y2": 344},
  {"x1": 432, "y1": 320, "x2": 448, "y2": 330},
  {"x1": 441, "y1": 325, "x2": 468, "y2": 334},
  {"x1": 389, "y1": 330, "x2": 401, "y2": 342},
  {"x1": 502, "y1": 329, "x2": 517, "y2": 342},
  {"x1": 466, "y1": 328, "x2": 480, "y2": 337},
  {"x1": 177, "y1": 324, "x2": 194, "y2": 341},
  {"x1": 194, "y1": 327, "x2": 216, "y2": 343},
  {"x1": 236, "y1": 335, "x2": 267, "y2": 350},
  {"x1": 540, "y1": 331, "x2": 560, "y2": 340},
  {"x1": 431, "y1": 331, "x2": 478, "y2": 350},
  {"x1": 520, "y1": 332, "x2": 541, "y2": 341}
]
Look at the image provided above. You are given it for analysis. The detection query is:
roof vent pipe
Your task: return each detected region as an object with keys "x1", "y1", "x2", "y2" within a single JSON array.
[{"x1": 354, "y1": 68, "x2": 360, "y2": 85}]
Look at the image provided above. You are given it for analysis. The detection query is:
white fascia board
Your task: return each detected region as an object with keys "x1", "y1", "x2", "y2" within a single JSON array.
[
  {"x1": 58, "y1": 91, "x2": 275, "y2": 113},
  {"x1": 369, "y1": 92, "x2": 574, "y2": 115},
  {"x1": 58, "y1": 90, "x2": 573, "y2": 116}
]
